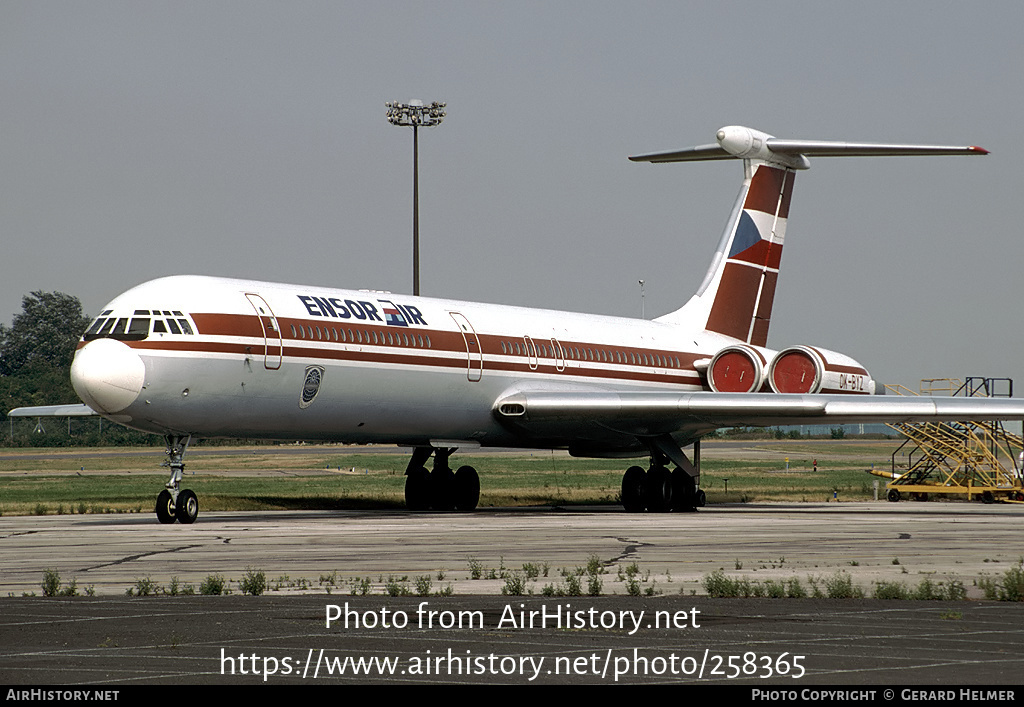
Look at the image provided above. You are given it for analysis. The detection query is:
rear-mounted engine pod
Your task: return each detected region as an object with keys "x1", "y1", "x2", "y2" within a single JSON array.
[
  {"x1": 767, "y1": 345, "x2": 874, "y2": 395},
  {"x1": 707, "y1": 345, "x2": 767, "y2": 393},
  {"x1": 768, "y1": 346, "x2": 822, "y2": 394}
]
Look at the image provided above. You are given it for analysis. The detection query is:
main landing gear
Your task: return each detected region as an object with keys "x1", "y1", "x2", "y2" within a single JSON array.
[
  {"x1": 620, "y1": 438, "x2": 706, "y2": 513},
  {"x1": 404, "y1": 447, "x2": 480, "y2": 512},
  {"x1": 155, "y1": 434, "x2": 199, "y2": 524}
]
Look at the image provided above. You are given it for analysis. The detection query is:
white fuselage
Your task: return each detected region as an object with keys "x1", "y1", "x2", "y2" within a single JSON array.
[{"x1": 72, "y1": 274, "x2": 751, "y2": 452}]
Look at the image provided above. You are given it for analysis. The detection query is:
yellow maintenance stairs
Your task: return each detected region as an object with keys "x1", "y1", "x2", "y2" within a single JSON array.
[{"x1": 884, "y1": 377, "x2": 1024, "y2": 503}]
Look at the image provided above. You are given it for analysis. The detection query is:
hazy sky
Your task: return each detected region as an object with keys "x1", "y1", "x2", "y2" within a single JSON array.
[{"x1": 1, "y1": 1, "x2": 1021, "y2": 387}]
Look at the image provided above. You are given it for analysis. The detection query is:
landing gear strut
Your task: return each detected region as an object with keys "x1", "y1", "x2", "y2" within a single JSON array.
[
  {"x1": 620, "y1": 437, "x2": 704, "y2": 513},
  {"x1": 155, "y1": 434, "x2": 199, "y2": 524},
  {"x1": 405, "y1": 446, "x2": 479, "y2": 512}
]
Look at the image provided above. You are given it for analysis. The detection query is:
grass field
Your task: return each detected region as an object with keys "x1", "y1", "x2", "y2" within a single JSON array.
[{"x1": 0, "y1": 440, "x2": 900, "y2": 516}]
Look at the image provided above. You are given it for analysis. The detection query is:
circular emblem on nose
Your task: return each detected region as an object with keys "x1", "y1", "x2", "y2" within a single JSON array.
[{"x1": 299, "y1": 365, "x2": 325, "y2": 409}]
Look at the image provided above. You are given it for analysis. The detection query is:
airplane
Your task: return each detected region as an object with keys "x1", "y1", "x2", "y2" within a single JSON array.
[{"x1": 12, "y1": 124, "x2": 1024, "y2": 524}]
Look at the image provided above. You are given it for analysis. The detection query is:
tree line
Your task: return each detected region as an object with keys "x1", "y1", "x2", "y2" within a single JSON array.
[{"x1": 1, "y1": 291, "x2": 159, "y2": 446}]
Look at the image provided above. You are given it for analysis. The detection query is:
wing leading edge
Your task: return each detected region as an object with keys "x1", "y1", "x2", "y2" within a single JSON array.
[{"x1": 495, "y1": 391, "x2": 1024, "y2": 443}]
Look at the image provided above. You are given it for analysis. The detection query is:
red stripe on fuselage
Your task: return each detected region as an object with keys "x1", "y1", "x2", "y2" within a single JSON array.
[
  {"x1": 108, "y1": 312, "x2": 707, "y2": 388},
  {"x1": 124, "y1": 338, "x2": 702, "y2": 387},
  {"x1": 189, "y1": 312, "x2": 706, "y2": 375}
]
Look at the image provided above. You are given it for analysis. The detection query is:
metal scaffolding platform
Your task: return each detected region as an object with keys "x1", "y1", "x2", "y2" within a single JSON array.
[{"x1": 885, "y1": 377, "x2": 1024, "y2": 503}]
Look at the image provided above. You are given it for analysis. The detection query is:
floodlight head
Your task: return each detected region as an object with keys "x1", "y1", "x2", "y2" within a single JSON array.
[{"x1": 386, "y1": 100, "x2": 446, "y2": 127}]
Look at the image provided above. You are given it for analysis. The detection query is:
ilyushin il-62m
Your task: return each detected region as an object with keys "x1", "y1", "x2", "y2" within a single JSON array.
[{"x1": 16, "y1": 125, "x2": 1024, "y2": 524}]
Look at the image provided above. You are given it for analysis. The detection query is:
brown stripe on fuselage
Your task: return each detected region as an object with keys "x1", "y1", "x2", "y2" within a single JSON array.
[
  {"x1": 191, "y1": 313, "x2": 263, "y2": 338},
  {"x1": 88, "y1": 310, "x2": 708, "y2": 388},
  {"x1": 185, "y1": 312, "x2": 707, "y2": 375},
  {"x1": 123, "y1": 337, "x2": 702, "y2": 387}
]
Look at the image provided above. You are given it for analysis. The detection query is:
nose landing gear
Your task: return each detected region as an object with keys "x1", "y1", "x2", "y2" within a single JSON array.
[{"x1": 155, "y1": 434, "x2": 198, "y2": 524}]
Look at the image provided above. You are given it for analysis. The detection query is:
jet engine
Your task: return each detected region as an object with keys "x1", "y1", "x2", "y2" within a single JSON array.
[
  {"x1": 766, "y1": 345, "x2": 875, "y2": 395},
  {"x1": 706, "y1": 344, "x2": 771, "y2": 393}
]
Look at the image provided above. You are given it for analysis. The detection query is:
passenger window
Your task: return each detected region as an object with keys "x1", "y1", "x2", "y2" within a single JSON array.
[
  {"x1": 153, "y1": 320, "x2": 167, "y2": 334},
  {"x1": 178, "y1": 319, "x2": 194, "y2": 335}
]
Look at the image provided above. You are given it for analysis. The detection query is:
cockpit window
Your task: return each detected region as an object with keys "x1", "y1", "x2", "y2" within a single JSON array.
[
  {"x1": 125, "y1": 318, "x2": 150, "y2": 340},
  {"x1": 84, "y1": 318, "x2": 107, "y2": 338},
  {"x1": 82, "y1": 309, "x2": 196, "y2": 341}
]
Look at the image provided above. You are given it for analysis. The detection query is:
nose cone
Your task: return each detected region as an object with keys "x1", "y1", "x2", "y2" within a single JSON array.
[{"x1": 71, "y1": 339, "x2": 145, "y2": 414}]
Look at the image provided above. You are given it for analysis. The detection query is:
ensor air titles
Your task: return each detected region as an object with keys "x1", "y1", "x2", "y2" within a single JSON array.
[{"x1": 297, "y1": 294, "x2": 428, "y2": 327}]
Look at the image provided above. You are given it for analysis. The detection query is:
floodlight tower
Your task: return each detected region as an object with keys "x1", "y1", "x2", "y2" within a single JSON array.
[{"x1": 386, "y1": 99, "x2": 446, "y2": 296}]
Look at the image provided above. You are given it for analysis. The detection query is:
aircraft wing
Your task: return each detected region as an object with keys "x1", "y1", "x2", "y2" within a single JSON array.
[
  {"x1": 8, "y1": 404, "x2": 98, "y2": 418},
  {"x1": 495, "y1": 390, "x2": 1024, "y2": 441}
]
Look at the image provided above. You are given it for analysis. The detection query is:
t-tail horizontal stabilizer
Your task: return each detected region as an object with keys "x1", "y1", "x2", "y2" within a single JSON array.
[
  {"x1": 629, "y1": 125, "x2": 988, "y2": 169},
  {"x1": 635, "y1": 126, "x2": 987, "y2": 347}
]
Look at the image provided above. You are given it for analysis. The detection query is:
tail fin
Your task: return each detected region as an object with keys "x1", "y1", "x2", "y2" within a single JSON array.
[{"x1": 631, "y1": 126, "x2": 987, "y2": 346}]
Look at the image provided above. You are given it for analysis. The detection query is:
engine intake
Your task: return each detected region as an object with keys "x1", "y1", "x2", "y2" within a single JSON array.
[
  {"x1": 767, "y1": 345, "x2": 874, "y2": 395},
  {"x1": 707, "y1": 345, "x2": 769, "y2": 393}
]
